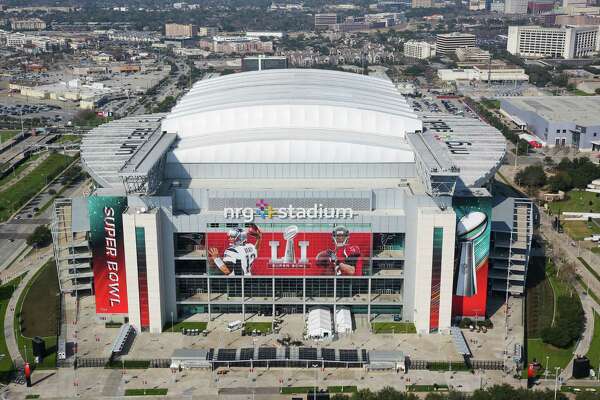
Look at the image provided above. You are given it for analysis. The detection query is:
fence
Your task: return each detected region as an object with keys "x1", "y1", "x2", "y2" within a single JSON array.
[
  {"x1": 409, "y1": 359, "x2": 504, "y2": 371},
  {"x1": 75, "y1": 358, "x2": 170, "y2": 369}
]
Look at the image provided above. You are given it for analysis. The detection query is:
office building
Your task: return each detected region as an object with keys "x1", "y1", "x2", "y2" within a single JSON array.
[
  {"x1": 403, "y1": 41, "x2": 436, "y2": 59},
  {"x1": 435, "y1": 33, "x2": 477, "y2": 56},
  {"x1": 412, "y1": 0, "x2": 433, "y2": 7},
  {"x1": 507, "y1": 25, "x2": 600, "y2": 59},
  {"x1": 165, "y1": 23, "x2": 197, "y2": 38},
  {"x1": 314, "y1": 14, "x2": 337, "y2": 30},
  {"x1": 504, "y1": 0, "x2": 528, "y2": 13}
]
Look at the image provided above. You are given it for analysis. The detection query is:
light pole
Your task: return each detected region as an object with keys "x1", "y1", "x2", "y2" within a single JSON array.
[
  {"x1": 545, "y1": 356, "x2": 549, "y2": 380},
  {"x1": 554, "y1": 367, "x2": 560, "y2": 400}
]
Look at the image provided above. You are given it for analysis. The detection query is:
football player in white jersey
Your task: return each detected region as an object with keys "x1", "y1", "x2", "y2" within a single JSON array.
[{"x1": 208, "y1": 224, "x2": 262, "y2": 276}]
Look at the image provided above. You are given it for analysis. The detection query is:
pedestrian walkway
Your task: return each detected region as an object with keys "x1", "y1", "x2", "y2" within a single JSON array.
[{"x1": 3, "y1": 252, "x2": 53, "y2": 367}]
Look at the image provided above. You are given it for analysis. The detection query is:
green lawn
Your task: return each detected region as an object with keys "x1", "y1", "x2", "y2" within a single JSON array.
[
  {"x1": 0, "y1": 130, "x2": 20, "y2": 143},
  {"x1": 527, "y1": 338, "x2": 574, "y2": 374},
  {"x1": 579, "y1": 257, "x2": 600, "y2": 283},
  {"x1": 162, "y1": 321, "x2": 207, "y2": 333},
  {"x1": 371, "y1": 322, "x2": 416, "y2": 334},
  {"x1": 14, "y1": 260, "x2": 59, "y2": 369},
  {"x1": 407, "y1": 384, "x2": 449, "y2": 392},
  {"x1": 0, "y1": 276, "x2": 24, "y2": 382},
  {"x1": 549, "y1": 191, "x2": 600, "y2": 214},
  {"x1": 280, "y1": 387, "x2": 318, "y2": 394},
  {"x1": 0, "y1": 153, "x2": 73, "y2": 222},
  {"x1": 327, "y1": 386, "x2": 358, "y2": 393},
  {"x1": 562, "y1": 221, "x2": 600, "y2": 241},
  {"x1": 243, "y1": 321, "x2": 272, "y2": 334},
  {"x1": 586, "y1": 312, "x2": 600, "y2": 373},
  {"x1": 576, "y1": 276, "x2": 600, "y2": 307},
  {"x1": 0, "y1": 154, "x2": 42, "y2": 188},
  {"x1": 124, "y1": 388, "x2": 168, "y2": 396},
  {"x1": 526, "y1": 257, "x2": 555, "y2": 338},
  {"x1": 54, "y1": 134, "x2": 81, "y2": 145}
]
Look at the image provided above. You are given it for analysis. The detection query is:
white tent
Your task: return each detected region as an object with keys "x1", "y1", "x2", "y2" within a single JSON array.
[
  {"x1": 306, "y1": 307, "x2": 332, "y2": 339},
  {"x1": 335, "y1": 307, "x2": 352, "y2": 335}
]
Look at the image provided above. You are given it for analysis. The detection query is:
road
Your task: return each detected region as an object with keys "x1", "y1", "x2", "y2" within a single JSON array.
[{"x1": 499, "y1": 164, "x2": 600, "y2": 382}]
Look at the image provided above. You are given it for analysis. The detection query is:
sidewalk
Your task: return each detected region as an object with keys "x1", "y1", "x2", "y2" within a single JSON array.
[{"x1": 3, "y1": 251, "x2": 53, "y2": 367}]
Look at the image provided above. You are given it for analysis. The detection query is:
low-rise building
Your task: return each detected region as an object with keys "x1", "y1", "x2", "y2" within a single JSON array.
[
  {"x1": 438, "y1": 64, "x2": 529, "y2": 83},
  {"x1": 10, "y1": 18, "x2": 46, "y2": 31},
  {"x1": 242, "y1": 55, "x2": 288, "y2": 71},
  {"x1": 500, "y1": 96, "x2": 600, "y2": 150},
  {"x1": 198, "y1": 27, "x2": 218, "y2": 37},
  {"x1": 455, "y1": 46, "x2": 491, "y2": 62}
]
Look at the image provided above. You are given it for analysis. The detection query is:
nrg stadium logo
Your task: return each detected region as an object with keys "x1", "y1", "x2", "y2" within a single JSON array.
[{"x1": 224, "y1": 199, "x2": 356, "y2": 223}]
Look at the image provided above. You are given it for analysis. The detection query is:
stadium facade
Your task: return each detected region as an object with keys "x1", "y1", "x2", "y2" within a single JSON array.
[{"x1": 60, "y1": 69, "x2": 508, "y2": 334}]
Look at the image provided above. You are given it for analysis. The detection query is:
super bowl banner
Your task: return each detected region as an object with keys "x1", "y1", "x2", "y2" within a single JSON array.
[
  {"x1": 206, "y1": 224, "x2": 371, "y2": 276},
  {"x1": 451, "y1": 196, "x2": 491, "y2": 317},
  {"x1": 88, "y1": 196, "x2": 129, "y2": 314}
]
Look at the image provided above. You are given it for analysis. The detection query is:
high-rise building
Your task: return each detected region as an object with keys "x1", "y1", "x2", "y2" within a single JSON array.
[
  {"x1": 314, "y1": 13, "x2": 337, "y2": 30},
  {"x1": 403, "y1": 41, "x2": 436, "y2": 59},
  {"x1": 507, "y1": 25, "x2": 600, "y2": 59},
  {"x1": 504, "y1": 0, "x2": 528, "y2": 13},
  {"x1": 435, "y1": 33, "x2": 477, "y2": 56},
  {"x1": 165, "y1": 23, "x2": 197, "y2": 38}
]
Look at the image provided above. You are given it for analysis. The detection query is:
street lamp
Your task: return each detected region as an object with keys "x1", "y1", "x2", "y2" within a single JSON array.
[
  {"x1": 545, "y1": 356, "x2": 549, "y2": 380},
  {"x1": 554, "y1": 367, "x2": 561, "y2": 400}
]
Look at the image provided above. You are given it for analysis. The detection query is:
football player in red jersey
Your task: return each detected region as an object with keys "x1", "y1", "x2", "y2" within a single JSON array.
[{"x1": 316, "y1": 226, "x2": 362, "y2": 276}]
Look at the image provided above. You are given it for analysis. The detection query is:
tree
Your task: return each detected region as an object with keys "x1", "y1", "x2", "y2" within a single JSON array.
[
  {"x1": 515, "y1": 164, "x2": 547, "y2": 189},
  {"x1": 547, "y1": 171, "x2": 572, "y2": 193},
  {"x1": 27, "y1": 226, "x2": 52, "y2": 248}
]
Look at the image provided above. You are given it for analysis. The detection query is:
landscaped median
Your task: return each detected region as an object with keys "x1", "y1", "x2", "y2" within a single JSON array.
[
  {"x1": 0, "y1": 153, "x2": 74, "y2": 222},
  {"x1": 14, "y1": 260, "x2": 60, "y2": 369},
  {"x1": 243, "y1": 321, "x2": 272, "y2": 335},
  {"x1": 124, "y1": 388, "x2": 168, "y2": 396},
  {"x1": 371, "y1": 322, "x2": 416, "y2": 334},
  {"x1": 162, "y1": 321, "x2": 207, "y2": 333}
]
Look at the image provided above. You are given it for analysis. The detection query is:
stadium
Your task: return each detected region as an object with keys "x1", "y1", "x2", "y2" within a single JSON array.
[{"x1": 56, "y1": 69, "x2": 510, "y2": 336}]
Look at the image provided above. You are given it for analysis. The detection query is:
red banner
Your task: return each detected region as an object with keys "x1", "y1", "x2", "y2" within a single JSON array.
[{"x1": 206, "y1": 226, "x2": 371, "y2": 276}]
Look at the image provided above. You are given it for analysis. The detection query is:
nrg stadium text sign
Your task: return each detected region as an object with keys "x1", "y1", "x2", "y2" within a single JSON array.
[{"x1": 224, "y1": 200, "x2": 356, "y2": 223}]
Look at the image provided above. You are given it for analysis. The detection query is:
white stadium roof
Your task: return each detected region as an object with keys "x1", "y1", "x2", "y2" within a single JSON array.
[
  {"x1": 80, "y1": 69, "x2": 505, "y2": 194},
  {"x1": 163, "y1": 69, "x2": 422, "y2": 165}
]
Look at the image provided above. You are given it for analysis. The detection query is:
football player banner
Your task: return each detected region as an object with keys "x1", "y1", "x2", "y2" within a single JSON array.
[{"x1": 206, "y1": 224, "x2": 372, "y2": 276}]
